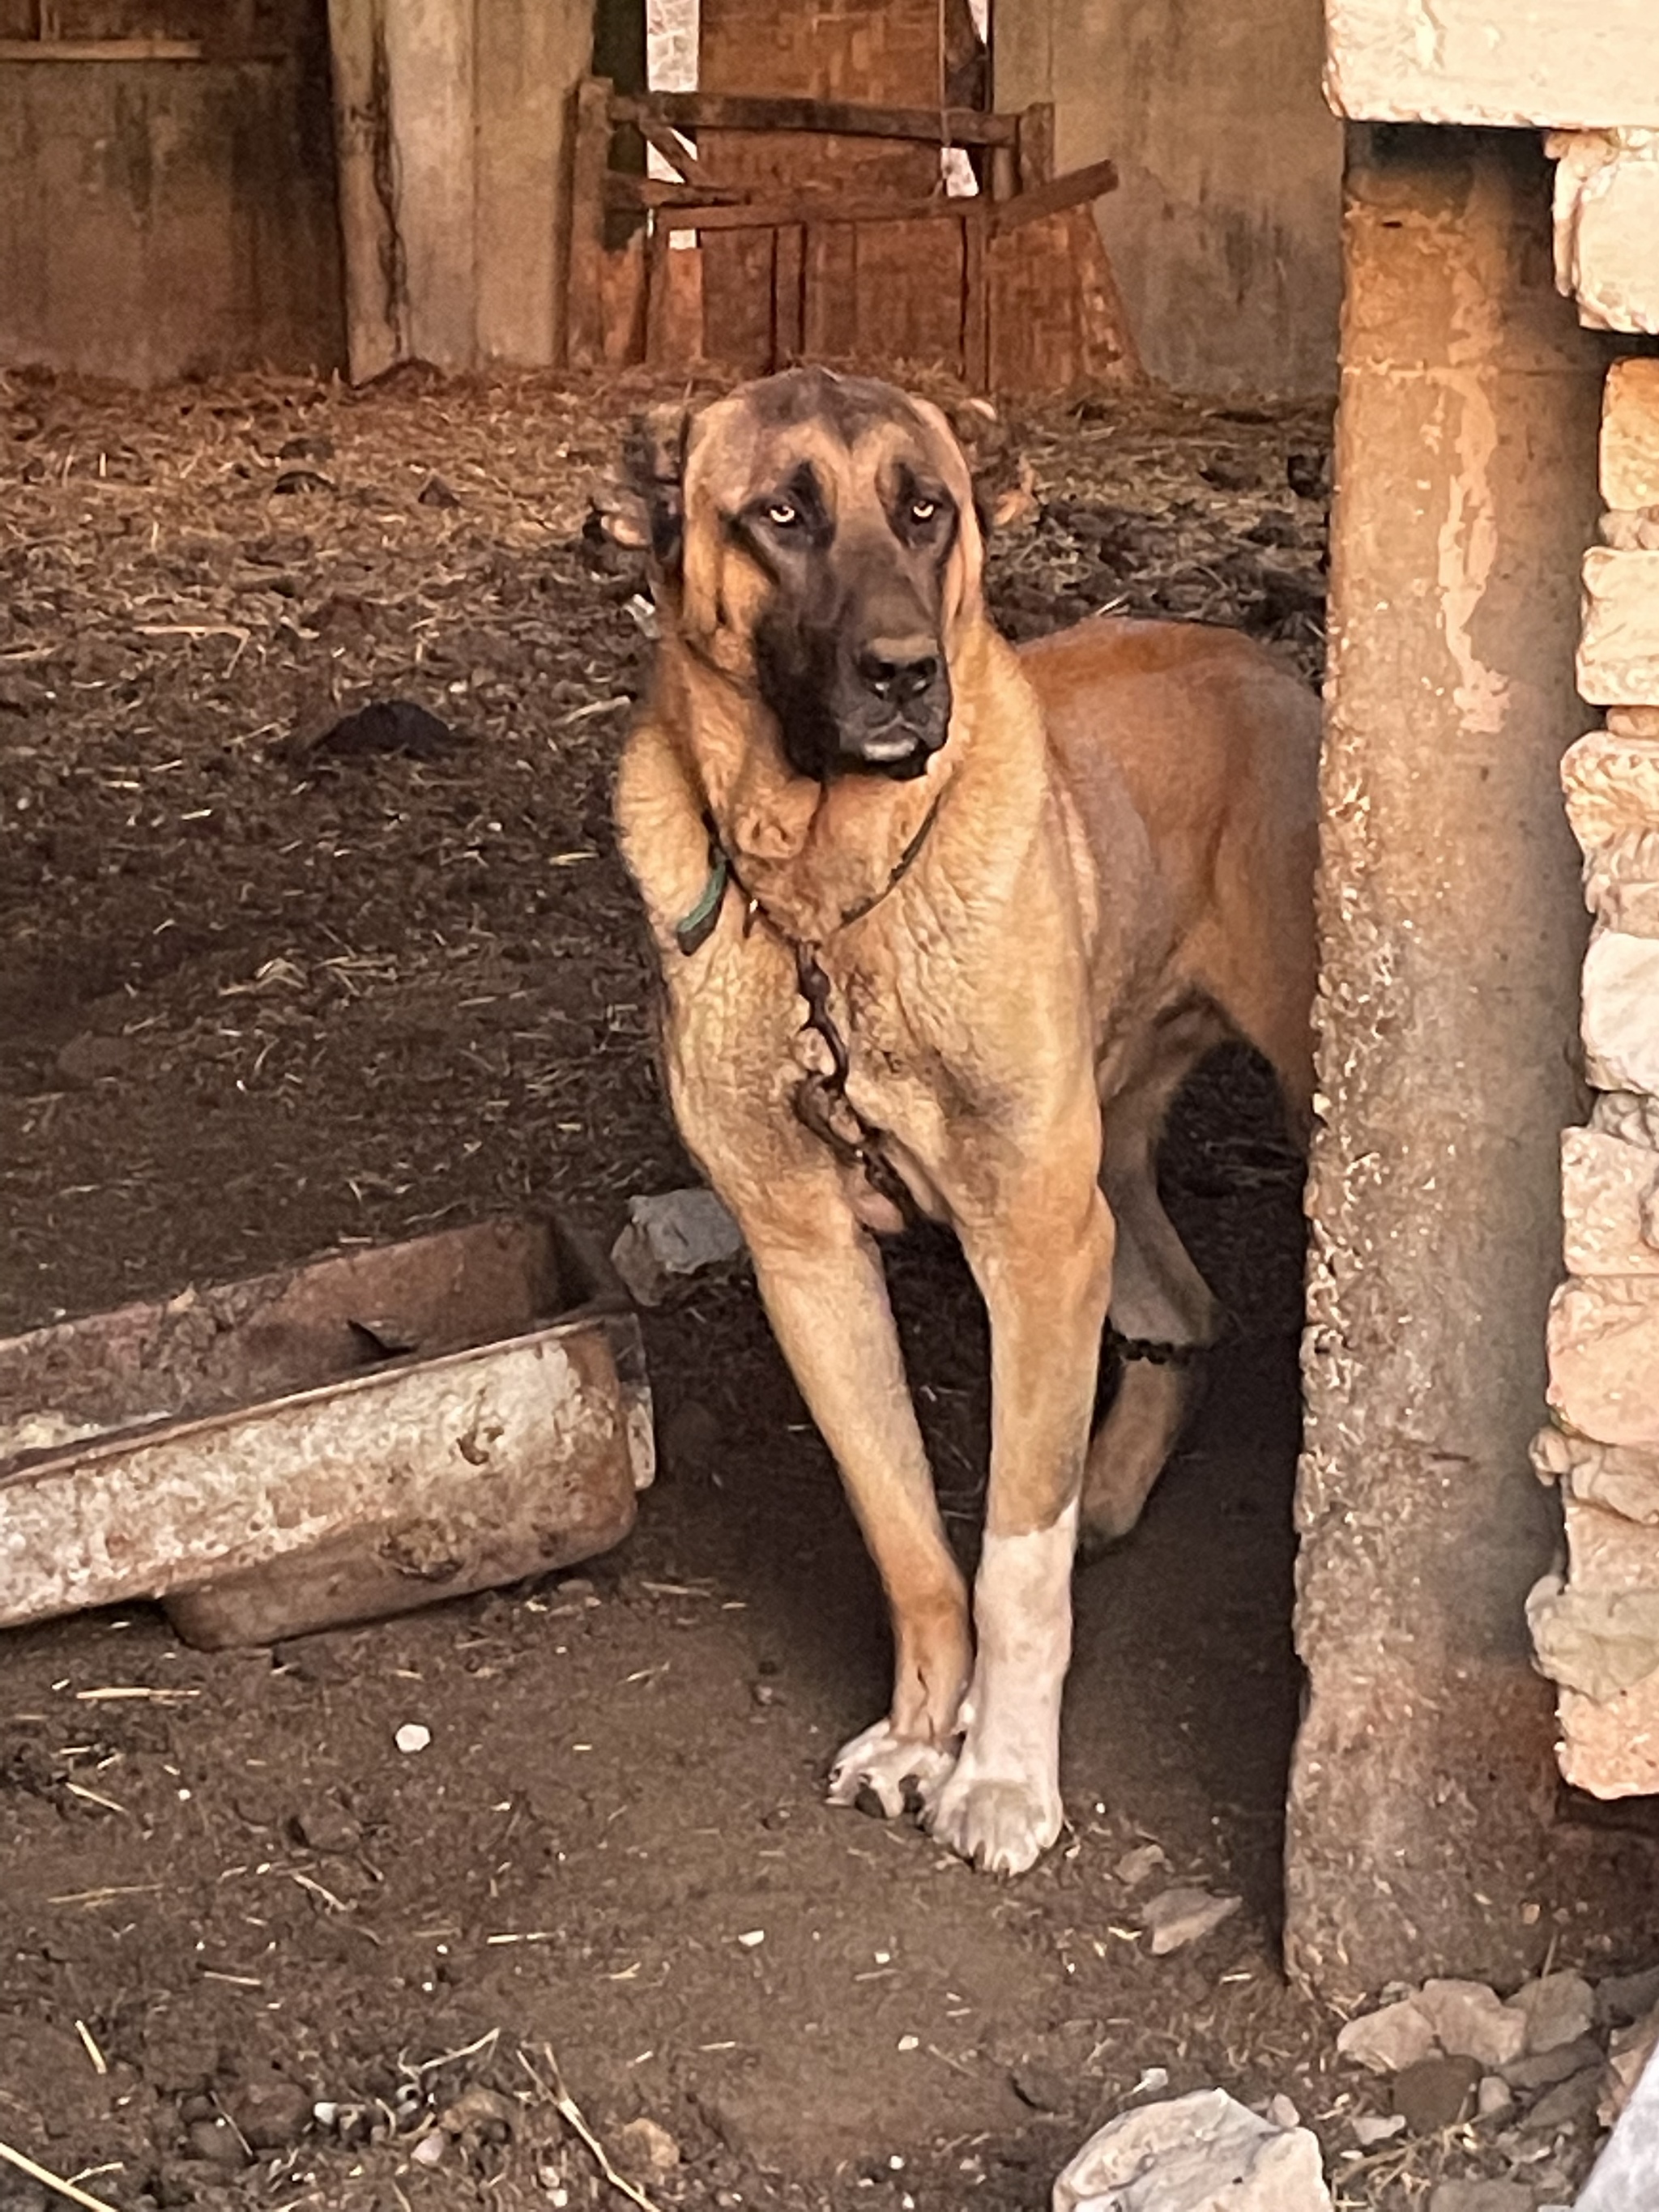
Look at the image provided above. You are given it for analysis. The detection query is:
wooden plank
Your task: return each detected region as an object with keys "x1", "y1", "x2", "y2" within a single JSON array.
[
  {"x1": 564, "y1": 75, "x2": 612, "y2": 369},
  {"x1": 604, "y1": 175, "x2": 749, "y2": 211},
  {"x1": 772, "y1": 223, "x2": 804, "y2": 364},
  {"x1": 634, "y1": 112, "x2": 715, "y2": 185},
  {"x1": 655, "y1": 190, "x2": 970, "y2": 232},
  {"x1": 612, "y1": 89, "x2": 1016, "y2": 147},
  {"x1": 0, "y1": 39, "x2": 206, "y2": 60},
  {"x1": 663, "y1": 160, "x2": 1116, "y2": 239},
  {"x1": 992, "y1": 159, "x2": 1118, "y2": 235}
]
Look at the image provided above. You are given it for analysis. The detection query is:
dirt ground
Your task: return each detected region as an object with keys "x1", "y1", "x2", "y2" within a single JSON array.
[{"x1": 0, "y1": 365, "x2": 1617, "y2": 2212}]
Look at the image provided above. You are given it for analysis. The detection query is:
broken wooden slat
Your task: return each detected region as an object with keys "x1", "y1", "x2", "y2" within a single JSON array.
[
  {"x1": 992, "y1": 158, "x2": 1119, "y2": 235},
  {"x1": 604, "y1": 175, "x2": 748, "y2": 211},
  {"x1": 612, "y1": 88, "x2": 1016, "y2": 147}
]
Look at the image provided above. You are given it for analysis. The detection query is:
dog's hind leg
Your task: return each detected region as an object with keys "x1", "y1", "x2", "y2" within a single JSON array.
[
  {"x1": 1081, "y1": 1019, "x2": 1222, "y2": 1554},
  {"x1": 738, "y1": 1187, "x2": 974, "y2": 1814}
]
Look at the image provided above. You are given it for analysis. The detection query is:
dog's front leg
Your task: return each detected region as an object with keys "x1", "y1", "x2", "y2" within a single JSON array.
[
  {"x1": 742, "y1": 1196, "x2": 972, "y2": 1813},
  {"x1": 928, "y1": 1165, "x2": 1115, "y2": 1875}
]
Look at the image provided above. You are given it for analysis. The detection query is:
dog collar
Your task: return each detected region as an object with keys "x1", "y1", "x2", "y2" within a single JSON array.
[
  {"x1": 673, "y1": 843, "x2": 729, "y2": 956},
  {"x1": 673, "y1": 791, "x2": 943, "y2": 957}
]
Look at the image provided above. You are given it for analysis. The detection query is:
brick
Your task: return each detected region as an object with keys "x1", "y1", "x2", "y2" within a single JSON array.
[
  {"x1": 1548, "y1": 1276, "x2": 1659, "y2": 1447},
  {"x1": 1603, "y1": 361, "x2": 1659, "y2": 510},
  {"x1": 1533, "y1": 1422, "x2": 1659, "y2": 1522},
  {"x1": 1562, "y1": 1127, "x2": 1659, "y2": 1274},
  {"x1": 1324, "y1": 2, "x2": 1659, "y2": 130},
  {"x1": 1553, "y1": 132, "x2": 1659, "y2": 335},
  {"x1": 1558, "y1": 1669, "x2": 1659, "y2": 1797},
  {"x1": 1581, "y1": 929, "x2": 1659, "y2": 1092},
  {"x1": 1565, "y1": 1494, "x2": 1659, "y2": 1592},
  {"x1": 1578, "y1": 548, "x2": 1659, "y2": 705},
  {"x1": 1529, "y1": 1573, "x2": 1659, "y2": 1700},
  {"x1": 1560, "y1": 728, "x2": 1659, "y2": 924}
]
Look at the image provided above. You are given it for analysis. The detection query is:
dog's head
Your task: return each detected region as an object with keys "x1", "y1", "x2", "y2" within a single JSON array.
[{"x1": 614, "y1": 369, "x2": 1000, "y2": 783}]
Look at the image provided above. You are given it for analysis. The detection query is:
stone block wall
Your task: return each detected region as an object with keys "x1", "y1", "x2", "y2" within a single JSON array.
[{"x1": 1535, "y1": 359, "x2": 1659, "y2": 1798}]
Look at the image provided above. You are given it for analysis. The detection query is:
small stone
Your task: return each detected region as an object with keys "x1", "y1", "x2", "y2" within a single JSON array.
[
  {"x1": 1336, "y1": 1996, "x2": 1438, "y2": 2075},
  {"x1": 394, "y1": 1722, "x2": 431, "y2": 1754},
  {"x1": 55, "y1": 1032, "x2": 135, "y2": 1084},
  {"x1": 1500, "y1": 2035, "x2": 1603, "y2": 2091},
  {"x1": 1520, "y1": 2066, "x2": 1604, "y2": 2133},
  {"x1": 1427, "y1": 2184, "x2": 1533, "y2": 2212},
  {"x1": 1599, "y1": 1964, "x2": 1659, "y2": 2024},
  {"x1": 185, "y1": 2119, "x2": 246, "y2": 2169},
  {"x1": 438, "y1": 2086, "x2": 516, "y2": 2141},
  {"x1": 1113, "y1": 1842, "x2": 1168, "y2": 1890},
  {"x1": 1351, "y1": 2113, "x2": 1406, "y2": 2146},
  {"x1": 736, "y1": 1928, "x2": 765, "y2": 1948},
  {"x1": 616, "y1": 2118, "x2": 680, "y2": 2176},
  {"x1": 1477, "y1": 2075, "x2": 1514, "y2": 2117},
  {"x1": 1010, "y1": 2059, "x2": 1068, "y2": 2112},
  {"x1": 292, "y1": 1801, "x2": 360, "y2": 1853},
  {"x1": 1417, "y1": 1980, "x2": 1529, "y2": 2069},
  {"x1": 224, "y1": 2065, "x2": 313, "y2": 2150},
  {"x1": 1052, "y1": 2088, "x2": 1332, "y2": 2212},
  {"x1": 1265, "y1": 2094, "x2": 1301, "y2": 2130},
  {"x1": 1141, "y1": 1885, "x2": 1242, "y2": 1955},
  {"x1": 1392, "y1": 2054, "x2": 1482, "y2": 2134},
  {"x1": 410, "y1": 2132, "x2": 445, "y2": 2167},
  {"x1": 610, "y1": 1190, "x2": 745, "y2": 1306},
  {"x1": 417, "y1": 475, "x2": 460, "y2": 509}
]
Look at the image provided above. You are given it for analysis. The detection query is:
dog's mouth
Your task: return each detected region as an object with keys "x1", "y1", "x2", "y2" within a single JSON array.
[
  {"x1": 757, "y1": 614, "x2": 951, "y2": 784},
  {"x1": 844, "y1": 714, "x2": 946, "y2": 779}
]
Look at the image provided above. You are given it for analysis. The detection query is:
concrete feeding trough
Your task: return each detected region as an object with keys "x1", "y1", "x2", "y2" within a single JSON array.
[{"x1": 0, "y1": 1216, "x2": 652, "y2": 1648}]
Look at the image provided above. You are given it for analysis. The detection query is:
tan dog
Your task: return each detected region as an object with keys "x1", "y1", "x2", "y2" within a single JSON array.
[{"x1": 613, "y1": 368, "x2": 1318, "y2": 1875}]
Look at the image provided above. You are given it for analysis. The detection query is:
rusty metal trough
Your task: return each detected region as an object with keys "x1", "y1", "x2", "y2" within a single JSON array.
[{"x1": 0, "y1": 1216, "x2": 652, "y2": 1647}]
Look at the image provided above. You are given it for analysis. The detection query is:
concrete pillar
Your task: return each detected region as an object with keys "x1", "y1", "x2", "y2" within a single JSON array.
[
  {"x1": 327, "y1": 0, "x2": 591, "y2": 381},
  {"x1": 1286, "y1": 125, "x2": 1624, "y2": 2002}
]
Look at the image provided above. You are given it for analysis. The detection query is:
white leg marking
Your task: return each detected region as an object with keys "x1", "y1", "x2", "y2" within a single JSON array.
[
  {"x1": 828, "y1": 1716, "x2": 959, "y2": 1818},
  {"x1": 924, "y1": 1502, "x2": 1077, "y2": 1875}
]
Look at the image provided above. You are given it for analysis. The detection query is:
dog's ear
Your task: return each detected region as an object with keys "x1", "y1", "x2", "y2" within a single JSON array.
[
  {"x1": 598, "y1": 403, "x2": 695, "y2": 568},
  {"x1": 939, "y1": 396, "x2": 1038, "y2": 535}
]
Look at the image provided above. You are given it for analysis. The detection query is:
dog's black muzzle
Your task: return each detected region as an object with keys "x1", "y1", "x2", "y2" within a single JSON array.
[{"x1": 759, "y1": 618, "x2": 952, "y2": 782}]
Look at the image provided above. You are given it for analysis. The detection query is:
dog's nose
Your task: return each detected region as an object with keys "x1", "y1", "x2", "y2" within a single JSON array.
[{"x1": 856, "y1": 637, "x2": 940, "y2": 705}]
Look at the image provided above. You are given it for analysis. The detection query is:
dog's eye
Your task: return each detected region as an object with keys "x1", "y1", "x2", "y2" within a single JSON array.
[
  {"x1": 765, "y1": 500, "x2": 800, "y2": 528},
  {"x1": 909, "y1": 498, "x2": 937, "y2": 525}
]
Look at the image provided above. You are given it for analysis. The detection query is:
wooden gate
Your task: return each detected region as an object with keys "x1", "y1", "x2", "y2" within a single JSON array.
[{"x1": 564, "y1": 81, "x2": 1140, "y2": 396}]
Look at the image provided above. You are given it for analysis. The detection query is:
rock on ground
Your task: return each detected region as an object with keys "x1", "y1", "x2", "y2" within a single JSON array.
[{"x1": 1051, "y1": 2087, "x2": 1331, "y2": 2212}]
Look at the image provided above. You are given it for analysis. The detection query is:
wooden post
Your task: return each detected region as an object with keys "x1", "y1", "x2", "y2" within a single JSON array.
[
  {"x1": 565, "y1": 75, "x2": 613, "y2": 370},
  {"x1": 1016, "y1": 101, "x2": 1054, "y2": 190}
]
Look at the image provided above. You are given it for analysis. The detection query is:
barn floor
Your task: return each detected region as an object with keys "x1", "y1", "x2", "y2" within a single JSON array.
[{"x1": 0, "y1": 367, "x2": 1601, "y2": 2212}]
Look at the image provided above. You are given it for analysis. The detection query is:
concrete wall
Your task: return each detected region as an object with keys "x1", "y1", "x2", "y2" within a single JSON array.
[
  {"x1": 994, "y1": 0, "x2": 1342, "y2": 396},
  {"x1": 0, "y1": 28, "x2": 343, "y2": 381},
  {"x1": 1285, "y1": 126, "x2": 1631, "y2": 2003}
]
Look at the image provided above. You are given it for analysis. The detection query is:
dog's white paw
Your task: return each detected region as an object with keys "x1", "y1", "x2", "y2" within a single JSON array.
[
  {"x1": 923, "y1": 1761, "x2": 1062, "y2": 1876},
  {"x1": 827, "y1": 1717, "x2": 957, "y2": 1818}
]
